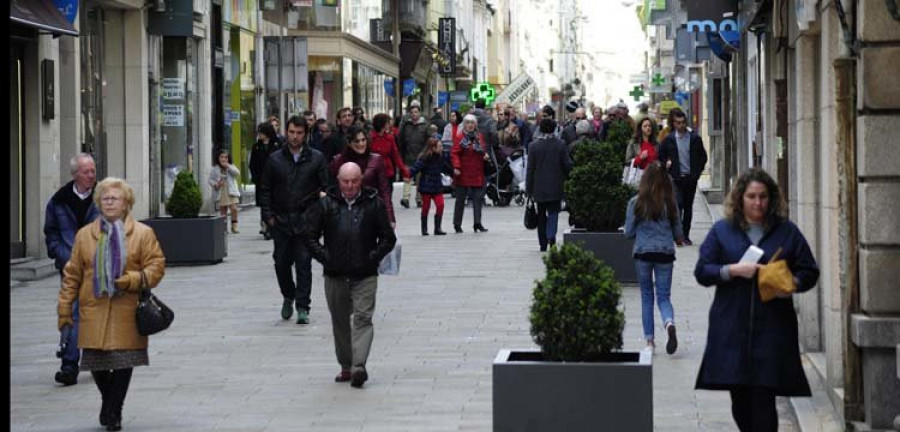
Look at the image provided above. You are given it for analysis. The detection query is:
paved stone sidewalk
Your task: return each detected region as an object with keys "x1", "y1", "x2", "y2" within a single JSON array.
[{"x1": 10, "y1": 187, "x2": 799, "y2": 431}]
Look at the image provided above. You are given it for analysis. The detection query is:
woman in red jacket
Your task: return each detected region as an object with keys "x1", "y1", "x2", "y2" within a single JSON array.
[
  {"x1": 625, "y1": 117, "x2": 659, "y2": 169},
  {"x1": 451, "y1": 114, "x2": 490, "y2": 233},
  {"x1": 330, "y1": 126, "x2": 395, "y2": 226},
  {"x1": 370, "y1": 113, "x2": 410, "y2": 194}
]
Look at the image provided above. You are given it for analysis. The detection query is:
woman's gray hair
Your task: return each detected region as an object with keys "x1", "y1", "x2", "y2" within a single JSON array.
[
  {"x1": 462, "y1": 114, "x2": 478, "y2": 124},
  {"x1": 69, "y1": 153, "x2": 94, "y2": 175},
  {"x1": 575, "y1": 120, "x2": 592, "y2": 136}
]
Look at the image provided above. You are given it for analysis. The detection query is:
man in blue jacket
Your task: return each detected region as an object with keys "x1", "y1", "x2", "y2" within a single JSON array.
[
  {"x1": 658, "y1": 108, "x2": 708, "y2": 245},
  {"x1": 44, "y1": 153, "x2": 100, "y2": 386}
]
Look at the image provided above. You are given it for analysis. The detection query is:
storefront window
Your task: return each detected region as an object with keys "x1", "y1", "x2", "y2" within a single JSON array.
[
  {"x1": 352, "y1": 61, "x2": 391, "y2": 117},
  {"x1": 288, "y1": 3, "x2": 341, "y2": 31},
  {"x1": 159, "y1": 37, "x2": 200, "y2": 200},
  {"x1": 309, "y1": 56, "x2": 343, "y2": 123},
  {"x1": 80, "y1": 7, "x2": 106, "y2": 179}
]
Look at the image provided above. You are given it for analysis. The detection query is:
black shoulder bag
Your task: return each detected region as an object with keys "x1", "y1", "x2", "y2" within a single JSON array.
[
  {"x1": 524, "y1": 196, "x2": 539, "y2": 230},
  {"x1": 135, "y1": 271, "x2": 175, "y2": 336}
]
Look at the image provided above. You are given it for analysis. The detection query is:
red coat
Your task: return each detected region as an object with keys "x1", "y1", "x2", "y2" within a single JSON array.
[
  {"x1": 370, "y1": 131, "x2": 409, "y2": 179},
  {"x1": 633, "y1": 141, "x2": 659, "y2": 169},
  {"x1": 330, "y1": 152, "x2": 395, "y2": 222},
  {"x1": 451, "y1": 132, "x2": 487, "y2": 188}
]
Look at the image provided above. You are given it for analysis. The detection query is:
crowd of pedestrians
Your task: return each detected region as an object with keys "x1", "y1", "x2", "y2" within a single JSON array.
[{"x1": 46, "y1": 97, "x2": 820, "y2": 432}]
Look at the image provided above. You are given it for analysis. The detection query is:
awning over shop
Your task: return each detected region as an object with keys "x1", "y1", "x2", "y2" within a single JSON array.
[{"x1": 10, "y1": 0, "x2": 78, "y2": 37}]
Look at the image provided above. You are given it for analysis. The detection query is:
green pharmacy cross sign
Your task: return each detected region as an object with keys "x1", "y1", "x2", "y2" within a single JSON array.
[
  {"x1": 652, "y1": 73, "x2": 666, "y2": 87},
  {"x1": 629, "y1": 85, "x2": 645, "y2": 101},
  {"x1": 470, "y1": 82, "x2": 496, "y2": 104}
]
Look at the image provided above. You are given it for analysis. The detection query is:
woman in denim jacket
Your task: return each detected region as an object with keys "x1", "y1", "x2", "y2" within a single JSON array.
[{"x1": 624, "y1": 162, "x2": 683, "y2": 355}]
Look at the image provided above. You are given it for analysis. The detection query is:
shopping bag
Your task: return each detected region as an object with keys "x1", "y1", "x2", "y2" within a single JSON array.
[
  {"x1": 441, "y1": 173, "x2": 453, "y2": 187},
  {"x1": 378, "y1": 238, "x2": 402, "y2": 276},
  {"x1": 401, "y1": 179, "x2": 413, "y2": 201},
  {"x1": 621, "y1": 159, "x2": 644, "y2": 188}
]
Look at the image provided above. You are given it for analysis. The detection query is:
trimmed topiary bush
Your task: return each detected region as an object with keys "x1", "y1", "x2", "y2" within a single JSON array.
[
  {"x1": 530, "y1": 243, "x2": 625, "y2": 362},
  {"x1": 564, "y1": 139, "x2": 634, "y2": 232},
  {"x1": 603, "y1": 118, "x2": 633, "y2": 158},
  {"x1": 167, "y1": 170, "x2": 203, "y2": 218}
]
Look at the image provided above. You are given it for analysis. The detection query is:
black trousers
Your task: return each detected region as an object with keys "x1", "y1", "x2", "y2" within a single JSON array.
[
  {"x1": 92, "y1": 368, "x2": 133, "y2": 419},
  {"x1": 674, "y1": 176, "x2": 698, "y2": 241},
  {"x1": 729, "y1": 386, "x2": 778, "y2": 432},
  {"x1": 271, "y1": 228, "x2": 312, "y2": 312},
  {"x1": 453, "y1": 186, "x2": 485, "y2": 228}
]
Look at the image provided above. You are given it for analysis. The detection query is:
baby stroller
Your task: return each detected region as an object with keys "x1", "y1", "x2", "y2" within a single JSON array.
[{"x1": 485, "y1": 145, "x2": 527, "y2": 207}]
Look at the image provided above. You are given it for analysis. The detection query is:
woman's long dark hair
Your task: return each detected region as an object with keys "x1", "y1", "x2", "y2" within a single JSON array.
[
  {"x1": 632, "y1": 117, "x2": 658, "y2": 146},
  {"x1": 340, "y1": 126, "x2": 372, "y2": 171},
  {"x1": 257, "y1": 122, "x2": 278, "y2": 144},
  {"x1": 449, "y1": 110, "x2": 462, "y2": 125},
  {"x1": 724, "y1": 168, "x2": 787, "y2": 230},
  {"x1": 634, "y1": 162, "x2": 677, "y2": 224}
]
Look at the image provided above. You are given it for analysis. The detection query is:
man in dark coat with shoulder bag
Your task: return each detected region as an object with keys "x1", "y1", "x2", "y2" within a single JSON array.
[
  {"x1": 303, "y1": 162, "x2": 397, "y2": 389},
  {"x1": 258, "y1": 115, "x2": 329, "y2": 325},
  {"x1": 526, "y1": 118, "x2": 573, "y2": 252}
]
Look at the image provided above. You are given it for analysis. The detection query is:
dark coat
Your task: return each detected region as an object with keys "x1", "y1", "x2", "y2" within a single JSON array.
[
  {"x1": 249, "y1": 139, "x2": 280, "y2": 185},
  {"x1": 430, "y1": 113, "x2": 448, "y2": 133},
  {"x1": 658, "y1": 130, "x2": 708, "y2": 181},
  {"x1": 398, "y1": 118, "x2": 430, "y2": 166},
  {"x1": 408, "y1": 153, "x2": 453, "y2": 194},
  {"x1": 303, "y1": 187, "x2": 397, "y2": 279},
  {"x1": 258, "y1": 145, "x2": 329, "y2": 236},
  {"x1": 329, "y1": 152, "x2": 395, "y2": 223},
  {"x1": 694, "y1": 218, "x2": 820, "y2": 396},
  {"x1": 526, "y1": 136, "x2": 573, "y2": 203},
  {"x1": 44, "y1": 182, "x2": 100, "y2": 271}
]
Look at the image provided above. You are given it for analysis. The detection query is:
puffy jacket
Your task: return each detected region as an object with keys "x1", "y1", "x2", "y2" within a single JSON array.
[
  {"x1": 370, "y1": 130, "x2": 409, "y2": 180},
  {"x1": 450, "y1": 131, "x2": 488, "y2": 188},
  {"x1": 398, "y1": 117, "x2": 430, "y2": 165},
  {"x1": 303, "y1": 187, "x2": 397, "y2": 279},
  {"x1": 58, "y1": 215, "x2": 166, "y2": 350},
  {"x1": 329, "y1": 152, "x2": 395, "y2": 223},
  {"x1": 258, "y1": 145, "x2": 329, "y2": 235},
  {"x1": 408, "y1": 153, "x2": 452, "y2": 194},
  {"x1": 44, "y1": 181, "x2": 100, "y2": 271}
]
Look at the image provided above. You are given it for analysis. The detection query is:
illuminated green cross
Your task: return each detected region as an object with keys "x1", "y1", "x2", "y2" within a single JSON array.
[
  {"x1": 652, "y1": 73, "x2": 666, "y2": 87},
  {"x1": 629, "y1": 85, "x2": 645, "y2": 101},
  {"x1": 470, "y1": 82, "x2": 496, "y2": 104}
]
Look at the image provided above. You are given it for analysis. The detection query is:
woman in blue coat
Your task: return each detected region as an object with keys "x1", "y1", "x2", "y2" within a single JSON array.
[{"x1": 694, "y1": 168, "x2": 819, "y2": 432}]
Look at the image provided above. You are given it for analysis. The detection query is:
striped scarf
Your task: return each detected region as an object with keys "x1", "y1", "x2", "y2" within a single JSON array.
[
  {"x1": 93, "y1": 218, "x2": 127, "y2": 298},
  {"x1": 460, "y1": 131, "x2": 484, "y2": 153}
]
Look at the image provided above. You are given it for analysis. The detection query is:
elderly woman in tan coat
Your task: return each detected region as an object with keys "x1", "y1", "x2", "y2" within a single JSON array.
[{"x1": 57, "y1": 177, "x2": 165, "y2": 431}]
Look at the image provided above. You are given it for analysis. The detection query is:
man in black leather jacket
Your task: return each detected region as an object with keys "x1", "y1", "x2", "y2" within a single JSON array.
[
  {"x1": 258, "y1": 116, "x2": 328, "y2": 324},
  {"x1": 303, "y1": 162, "x2": 397, "y2": 388}
]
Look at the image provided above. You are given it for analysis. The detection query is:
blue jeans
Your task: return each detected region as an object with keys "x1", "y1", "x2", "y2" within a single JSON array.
[
  {"x1": 635, "y1": 260, "x2": 674, "y2": 341},
  {"x1": 536, "y1": 200, "x2": 562, "y2": 249},
  {"x1": 62, "y1": 299, "x2": 80, "y2": 370}
]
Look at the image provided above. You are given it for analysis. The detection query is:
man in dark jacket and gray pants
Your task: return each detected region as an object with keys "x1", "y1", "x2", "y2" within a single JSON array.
[
  {"x1": 44, "y1": 153, "x2": 100, "y2": 386},
  {"x1": 658, "y1": 108, "x2": 708, "y2": 246},
  {"x1": 304, "y1": 162, "x2": 397, "y2": 388},
  {"x1": 259, "y1": 116, "x2": 329, "y2": 324},
  {"x1": 526, "y1": 119, "x2": 573, "y2": 251}
]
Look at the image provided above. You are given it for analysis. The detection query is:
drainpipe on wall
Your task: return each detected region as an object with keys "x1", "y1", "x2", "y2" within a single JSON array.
[{"x1": 834, "y1": 53, "x2": 863, "y2": 426}]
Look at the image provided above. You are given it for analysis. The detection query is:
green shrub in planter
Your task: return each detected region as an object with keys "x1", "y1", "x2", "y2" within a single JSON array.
[
  {"x1": 604, "y1": 118, "x2": 633, "y2": 158},
  {"x1": 530, "y1": 243, "x2": 625, "y2": 361},
  {"x1": 167, "y1": 170, "x2": 203, "y2": 218},
  {"x1": 564, "y1": 139, "x2": 634, "y2": 232}
]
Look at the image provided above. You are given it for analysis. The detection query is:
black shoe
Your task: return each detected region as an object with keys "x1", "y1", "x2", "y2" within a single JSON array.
[
  {"x1": 350, "y1": 369, "x2": 368, "y2": 388},
  {"x1": 416, "y1": 201, "x2": 422, "y2": 208},
  {"x1": 433, "y1": 215, "x2": 446, "y2": 235},
  {"x1": 54, "y1": 368, "x2": 78, "y2": 386},
  {"x1": 683, "y1": 238, "x2": 694, "y2": 246},
  {"x1": 454, "y1": 225, "x2": 463, "y2": 233},
  {"x1": 400, "y1": 199, "x2": 410, "y2": 209},
  {"x1": 473, "y1": 224, "x2": 489, "y2": 233},
  {"x1": 421, "y1": 216, "x2": 429, "y2": 236},
  {"x1": 666, "y1": 323, "x2": 678, "y2": 355},
  {"x1": 281, "y1": 299, "x2": 293, "y2": 320}
]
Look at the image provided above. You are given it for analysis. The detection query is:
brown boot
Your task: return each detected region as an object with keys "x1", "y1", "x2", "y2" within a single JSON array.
[{"x1": 231, "y1": 221, "x2": 239, "y2": 234}]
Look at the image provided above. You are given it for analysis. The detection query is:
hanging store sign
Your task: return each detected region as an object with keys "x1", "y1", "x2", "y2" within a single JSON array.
[
  {"x1": 493, "y1": 73, "x2": 535, "y2": 106},
  {"x1": 438, "y1": 18, "x2": 456, "y2": 77}
]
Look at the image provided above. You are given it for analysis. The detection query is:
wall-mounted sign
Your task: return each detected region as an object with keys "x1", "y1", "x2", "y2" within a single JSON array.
[
  {"x1": 438, "y1": 18, "x2": 456, "y2": 77},
  {"x1": 54, "y1": 0, "x2": 78, "y2": 24},
  {"x1": 493, "y1": 73, "x2": 535, "y2": 106},
  {"x1": 162, "y1": 104, "x2": 184, "y2": 127},
  {"x1": 161, "y1": 78, "x2": 185, "y2": 100},
  {"x1": 470, "y1": 82, "x2": 496, "y2": 104}
]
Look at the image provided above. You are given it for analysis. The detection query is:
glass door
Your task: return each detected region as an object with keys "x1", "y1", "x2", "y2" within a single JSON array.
[{"x1": 10, "y1": 42, "x2": 25, "y2": 258}]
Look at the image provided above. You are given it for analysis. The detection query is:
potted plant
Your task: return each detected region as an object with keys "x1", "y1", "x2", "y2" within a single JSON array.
[
  {"x1": 563, "y1": 119, "x2": 637, "y2": 282},
  {"x1": 143, "y1": 170, "x2": 226, "y2": 265},
  {"x1": 493, "y1": 243, "x2": 652, "y2": 431}
]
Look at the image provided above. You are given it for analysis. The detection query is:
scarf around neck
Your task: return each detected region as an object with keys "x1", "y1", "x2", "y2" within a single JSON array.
[
  {"x1": 93, "y1": 217, "x2": 127, "y2": 298},
  {"x1": 460, "y1": 131, "x2": 483, "y2": 153}
]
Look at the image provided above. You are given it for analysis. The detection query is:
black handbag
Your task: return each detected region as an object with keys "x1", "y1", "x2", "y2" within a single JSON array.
[
  {"x1": 135, "y1": 271, "x2": 174, "y2": 336},
  {"x1": 524, "y1": 196, "x2": 539, "y2": 230}
]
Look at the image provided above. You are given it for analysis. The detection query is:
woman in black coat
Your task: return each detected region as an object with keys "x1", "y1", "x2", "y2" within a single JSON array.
[
  {"x1": 525, "y1": 118, "x2": 573, "y2": 251},
  {"x1": 694, "y1": 168, "x2": 819, "y2": 432},
  {"x1": 250, "y1": 122, "x2": 281, "y2": 237}
]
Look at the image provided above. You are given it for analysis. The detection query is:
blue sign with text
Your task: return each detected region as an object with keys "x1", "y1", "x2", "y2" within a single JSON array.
[
  {"x1": 54, "y1": 0, "x2": 78, "y2": 24},
  {"x1": 438, "y1": 91, "x2": 449, "y2": 107}
]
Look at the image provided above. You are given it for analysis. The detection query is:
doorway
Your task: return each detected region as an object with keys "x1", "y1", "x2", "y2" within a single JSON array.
[{"x1": 10, "y1": 41, "x2": 26, "y2": 258}]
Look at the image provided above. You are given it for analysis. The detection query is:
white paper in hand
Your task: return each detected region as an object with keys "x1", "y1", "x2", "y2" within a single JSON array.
[{"x1": 739, "y1": 245, "x2": 764, "y2": 264}]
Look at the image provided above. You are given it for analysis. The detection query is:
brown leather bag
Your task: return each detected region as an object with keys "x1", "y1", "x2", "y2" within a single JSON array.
[{"x1": 758, "y1": 247, "x2": 796, "y2": 302}]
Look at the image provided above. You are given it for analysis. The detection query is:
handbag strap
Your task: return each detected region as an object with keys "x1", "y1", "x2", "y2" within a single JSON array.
[
  {"x1": 770, "y1": 247, "x2": 783, "y2": 262},
  {"x1": 139, "y1": 270, "x2": 149, "y2": 292}
]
